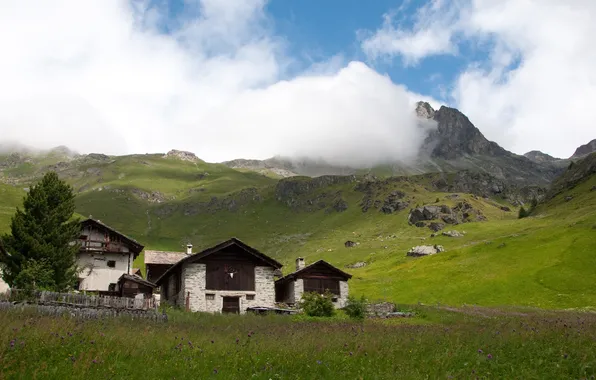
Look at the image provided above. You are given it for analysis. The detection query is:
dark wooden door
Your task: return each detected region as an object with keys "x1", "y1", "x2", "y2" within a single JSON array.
[{"x1": 222, "y1": 297, "x2": 240, "y2": 314}]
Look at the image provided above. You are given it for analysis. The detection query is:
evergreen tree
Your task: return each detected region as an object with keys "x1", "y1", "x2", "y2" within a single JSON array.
[{"x1": 0, "y1": 171, "x2": 81, "y2": 291}]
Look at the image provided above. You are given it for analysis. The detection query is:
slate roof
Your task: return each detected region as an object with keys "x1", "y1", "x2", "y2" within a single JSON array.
[
  {"x1": 154, "y1": 238, "x2": 283, "y2": 286},
  {"x1": 144, "y1": 250, "x2": 188, "y2": 265}
]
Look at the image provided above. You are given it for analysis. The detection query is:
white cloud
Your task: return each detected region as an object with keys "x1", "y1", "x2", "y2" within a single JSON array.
[
  {"x1": 0, "y1": 0, "x2": 433, "y2": 167},
  {"x1": 363, "y1": 0, "x2": 596, "y2": 158}
]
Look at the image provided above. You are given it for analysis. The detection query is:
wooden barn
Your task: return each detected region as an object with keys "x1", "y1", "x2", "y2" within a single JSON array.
[
  {"x1": 117, "y1": 274, "x2": 156, "y2": 299},
  {"x1": 275, "y1": 258, "x2": 352, "y2": 308}
]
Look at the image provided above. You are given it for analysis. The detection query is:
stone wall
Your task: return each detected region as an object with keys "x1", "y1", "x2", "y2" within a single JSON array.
[
  {"x1": 184, "y1": 264, "x2": 276, "y2": 314},
  {"x1": 367, "y1": 302, "x2": 396, "y2": 317},
  {"x1": 336, "y1": 280, "x2": 349, "y2": 308}
]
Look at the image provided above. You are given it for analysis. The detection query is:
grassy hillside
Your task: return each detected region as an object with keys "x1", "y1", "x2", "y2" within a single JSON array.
[{"x1": 1, "y1": 151, "x2": 595, "y2": 309}]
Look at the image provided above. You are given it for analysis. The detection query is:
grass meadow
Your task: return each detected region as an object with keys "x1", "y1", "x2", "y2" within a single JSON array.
[{"x1": 1, "y1": 306, "x2": 596, "y2": 379}]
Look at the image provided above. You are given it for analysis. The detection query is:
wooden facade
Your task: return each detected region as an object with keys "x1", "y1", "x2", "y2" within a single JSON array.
[
  {"x1": 118, "y1": 274, "x2": 156, "y2": 299},
  {"x1": 275, "y1": 260, "x2": 352, "y2": 305}
]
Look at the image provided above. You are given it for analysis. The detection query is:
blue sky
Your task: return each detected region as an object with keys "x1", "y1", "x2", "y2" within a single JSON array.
[{"x1": 1, "y1": 0, "x2": 594, "y2": 160}]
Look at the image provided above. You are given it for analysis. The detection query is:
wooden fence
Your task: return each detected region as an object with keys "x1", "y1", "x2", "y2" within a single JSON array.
[{"x1": 2, "y1": 289, "x2": 158, "y2": 311}]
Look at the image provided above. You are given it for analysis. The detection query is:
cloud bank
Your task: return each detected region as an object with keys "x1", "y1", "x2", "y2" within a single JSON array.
[
  {"x1": 0, "y1": 0, "x2": 433, "y2": 167},
  {"x1": 362, "y1": 0, "x2": 596, "y2": 158}
]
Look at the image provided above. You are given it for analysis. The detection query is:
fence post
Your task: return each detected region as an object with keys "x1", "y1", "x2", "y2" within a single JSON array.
[{"x1": 185, "y1": 292, "x2": 190, "y2": 312}]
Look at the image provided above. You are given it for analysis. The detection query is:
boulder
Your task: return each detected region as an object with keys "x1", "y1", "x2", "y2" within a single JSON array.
[
  {"x1": 407, "y1": 245, "x2": 445, "y2": 257},
  {"x1": 414, "y1": 221, "x2": 426, "y2": 228},
  {"x1": 565, "y1": 195, "x2": 573, "y2": 202},
  {"x1": 428, "y1": 222, "x2": 445, "y2": 232},
  {"x1": 344, "y1": 240, "x2": 358, "y2": 248},
  {"x1": 442, "y1": 215, "x2": 459, "y2": 224},
  {"x1": 346, "y1": 262, "x2": 367, "y2": 269},
  {"x1": 442, "y1": 230, "x2": 464, "y2": 237}
]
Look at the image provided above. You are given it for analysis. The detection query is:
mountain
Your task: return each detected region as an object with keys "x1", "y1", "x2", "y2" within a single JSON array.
[
  {"x1": 0, "y1": 144, "x2": 595, "y2": 309},
  {"x1": 523, "y1": 150, "x2": 561, "y2": 164},
  {"x1": 571, "y1": 139, "x2": 596, "y2": 159},
  {"x1": 223, "y1": 102, "x2": 566, "y2": 187}
]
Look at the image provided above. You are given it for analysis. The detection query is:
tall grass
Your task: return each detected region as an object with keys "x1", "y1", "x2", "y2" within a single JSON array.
[{"x1": 1, "y1": 306, "x2": 595, "y2": 379}]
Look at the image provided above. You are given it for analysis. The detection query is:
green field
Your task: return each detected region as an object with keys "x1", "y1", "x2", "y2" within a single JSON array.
[
  {"x1": 1, "y1": 306, "x2": 595, "y2": 379},
  {"x1": 1, "y1": 151, "x2": 595, "y2": 309}
]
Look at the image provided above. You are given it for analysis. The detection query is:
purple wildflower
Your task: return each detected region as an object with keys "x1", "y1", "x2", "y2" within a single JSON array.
[
  {"x1": 92, "y1": 359, "x2": 97, "y2": 364},
  {"x1": 213, "y1": 368, "x2": 218, "y2": 374},
  {"x1": 236, "y1": 338, "x2": 239, "y2": 344},
  {"x1": 478, "y1": 349, "x2": 483, "y2": 354},
  {"x1": 211, "y1": 340, "x2": 214, "y2": 344},
  {"x1": 349, "y1": 352, "x2": 353, "y2": 356},
  {"x1": 487, "y1": 354, "x2": 493, "y2": 360},
  {"x1": 10, "y1": 340, "x2": 15, "y2": 348},
  {"x1": 90, "y1": 340, "x2": 95, "y2": 345},
  {"x1": 316, "y1": 360, "x2": 322, "y2": 365}
]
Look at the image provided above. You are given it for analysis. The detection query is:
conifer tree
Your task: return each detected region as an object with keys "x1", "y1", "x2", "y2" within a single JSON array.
[{"x1": 0, "y1": 171, "x2": 81, "y2": 291}]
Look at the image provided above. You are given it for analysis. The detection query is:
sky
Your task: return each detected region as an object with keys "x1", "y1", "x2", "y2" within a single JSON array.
[{"x1": 0, "y1": 0, "x2": 594, "y2": 164}]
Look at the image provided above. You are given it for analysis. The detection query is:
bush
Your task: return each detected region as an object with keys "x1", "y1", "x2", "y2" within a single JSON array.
[
  {"x1": 518, "y1": 206, "x2": 529, "y2": 219},
  {"x1": 344, "y1": 295, "x2": 368, "y2": 320},
  {"x1": 298, "y1": 291, "x2": 335, "y2": 317}
]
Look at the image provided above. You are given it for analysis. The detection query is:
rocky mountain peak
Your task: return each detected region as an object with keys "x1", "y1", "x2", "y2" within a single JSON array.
[
  {"x1": 419, "y1": 104, "x2": 506, "y2": 160},
  {"x1": 571, "y1": 139, "x2": 596, "y2": 159},
  {"x1": 415, "y1": 101, "x2": 435, "y2": 119}
]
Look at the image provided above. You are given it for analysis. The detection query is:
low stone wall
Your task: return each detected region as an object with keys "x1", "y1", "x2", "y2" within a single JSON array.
[{"x1": 0, "y1": 301, "x2": 168, "y2": 322}]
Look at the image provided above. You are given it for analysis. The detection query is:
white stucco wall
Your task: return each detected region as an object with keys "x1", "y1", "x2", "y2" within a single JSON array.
[
  {"x1": 0, "y1": 270, "x2": 9, "y2": 294},
  {"x1": 182, "y1": 263, "x2": 276, "y2": 314},
  {"x1": 77, "y1": 252, "x2": 132, "y2": 292}
]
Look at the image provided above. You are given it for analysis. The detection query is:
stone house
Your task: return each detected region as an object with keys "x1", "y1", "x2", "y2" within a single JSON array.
[
  {"x1": 275, "y1": 258, "x2": 352, "y2": 308},
  {"x1": 154, "y1": 238, "x2": 283, "y2": 314},
  {"x1": 76, "y1": 218, "x2": 145, "y2": 294}
]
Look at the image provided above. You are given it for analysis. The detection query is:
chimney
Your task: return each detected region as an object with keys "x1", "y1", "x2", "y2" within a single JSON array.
[
  {"x1": 296, "y1": 257, "x2": 305, "y2": 271},
  {"x1": 186, "y1": 243, "x2": 193, "y2": 255}
]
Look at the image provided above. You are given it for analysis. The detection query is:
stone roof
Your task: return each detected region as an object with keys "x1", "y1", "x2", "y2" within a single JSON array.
[{"x1": 144, "y1": 250, "x2": 187, "y2": 265}]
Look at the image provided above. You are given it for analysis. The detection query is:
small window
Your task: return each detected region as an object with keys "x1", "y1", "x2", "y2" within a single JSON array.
[
  {"x1": 246, "y1": 294, "x2": 255, "y2": 301},
  {"x1": 206, "y1": 294, "x2": 215, "y2": 300},
  {"x1": 108, "y1": 283, "x2": 116, "y2": 292},
  {"x1": 107, "y1": 260, "x2": 116, "y2": 268},
  {"x1": 332, "y1": 297, "x2": 338, "y2": 303}
]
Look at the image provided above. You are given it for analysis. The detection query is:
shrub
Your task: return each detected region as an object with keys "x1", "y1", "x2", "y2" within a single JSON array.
[
  {"x1": 299, "y1": 291, "x2": 335, "y2": 317},
  {"x1": 518, "y1": 206, "x2": 529, "y2": 219},
  {"x1": 344, "y1": 295, "x2": 368, "y2": 320}
]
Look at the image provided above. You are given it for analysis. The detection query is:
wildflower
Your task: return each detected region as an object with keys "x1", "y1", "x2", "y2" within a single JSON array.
[
  {"x1": 349, "y1": 352, "x2": 353, "y2": 356},
  {"x1": 487, "y1": 354, "x2": 493, "y2": 360},
  {"x1": 478, "y1": 349, "x2": 483, "y2": 354},
  {"x1": 90, "y1": 340, "x2": 95, "y2": 345},
  {"x1": 316, "y1": 360, "x2": 322, "y2": 365},
  {"x1": 211, "y1": 340, "x2": 214, "y2": 344},
  {"x1": 10, "y1": 340, "x2": 15, "y2": 348},
  {"x1": 213, "y1": 368, "x2": 218, "y2": 374},
  {"x1": 92, "y1": 359, "x2": 97, "y2": 364},
  {"x1": 236, "y1": 338, "x2": 239, "y2": 344}
]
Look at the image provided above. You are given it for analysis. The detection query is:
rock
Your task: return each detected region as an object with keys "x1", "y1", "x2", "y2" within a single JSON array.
[
  {"x1": 442, "y1": 215, "x2": 459, "y2": 224},
  {"x1": 407, "y1": 245, "x2": 445, "y2": 257},
  {"x1": 414, "y1": 221, "x2": 426, "y2": 228},
  {"x1": 422, "y1": 205, "x2": 441, "y2": 220},
  {"x1": 428, "y1": 222, "x2": 445, "y2": 232},
  {"x1": 164, "y1": 149, "x2": 199, "y2": 162},
  {"x1": 344, "y1": 240, "x2": 358, "y2": 248},
  {"x1": 347, "y1": 262, "x2": 366, "y2": 269},
  {"x1": 442, "y1": 230, "x2": 464, "y2": 237},
  {"x1": 430, "y1": 233, "x2": 436, "y2": 238},
  {"x1": 332, "y1": 198, "x2": 348, "y2": 212},
  {"x1": 500, "y1": 206, "x2": 511, "y2": 212},
  {"x1": 565, "y1": 195, "x2": 573, "y2": 202},
  {"x1": 591, "y1": 186, "x2": 596, "y2": 192}
]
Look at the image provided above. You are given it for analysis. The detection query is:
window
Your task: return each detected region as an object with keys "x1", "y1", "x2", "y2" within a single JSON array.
[
  {"x1": 206, "y1": 294, "x2": 215, "y2": 300},
  {"x1": 246, "y1": 294, "x2": 255, "y2": 300},
  {"x1": 108, "y1": 283, "x2": 116, "y2": 292},
  {"x1": 107, "y1": 260, "x2": 116, "y2": 268}
]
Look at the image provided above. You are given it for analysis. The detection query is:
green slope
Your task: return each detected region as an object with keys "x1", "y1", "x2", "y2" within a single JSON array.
[{"x1": 1, "y1": 151, "x2": 595, "y2": 309}]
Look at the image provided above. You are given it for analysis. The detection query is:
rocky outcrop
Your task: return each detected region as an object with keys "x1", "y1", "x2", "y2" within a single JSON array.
[
  {"x1": 381, "y1": 191, "x2": 409, "y2": 214},
  {"x1": 164, "y1": 149, "x2": 200, "y2": 162},
  {"x1": 407, "y1": 245, "x2": 445, "y2": 257},
  {"x1": 571, "y1": 139, "x2": 596, "y2": 159},
  {"x1": 442, "y1": 230, "x2": 464, "y2": 237},
  {"x1": 524, "y1": 150, "x2": 561, "y2": 164},
  {"x1": 158, "y1": 187, "x2": 263, "y2": 216},
  {"x1": 408, "y1": 201, "x2": 485, "y2": 229},
  {"x1": 131, "y1": 189, "x2": 166, "y2": 203},
  {"x1": 346, "y1": 261, "x2": 366, "y2": 269}
]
